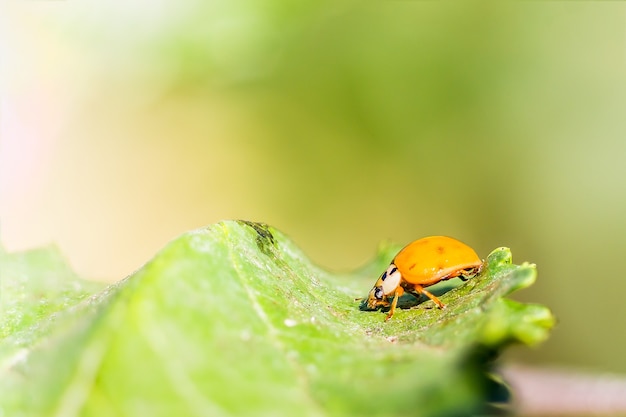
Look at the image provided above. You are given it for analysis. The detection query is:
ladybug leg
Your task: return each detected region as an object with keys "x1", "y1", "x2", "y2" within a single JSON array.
[
  {"x1": 459, "y1": 265, "x2": 482, "y2": 281},
  {"x1": 385, "y1": 287, "x2": 404, "y2": 321},
  {"x1": 408, "y1": 285, "x2": 446, "y2": 309},
  {"x1": 421, "y1": 288, "x2": 446, "y2": 309}
]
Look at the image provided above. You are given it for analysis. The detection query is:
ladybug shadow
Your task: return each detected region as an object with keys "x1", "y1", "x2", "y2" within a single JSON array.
[{"x1": 396, "y1": 279, "x2": 463, "y2": 310}]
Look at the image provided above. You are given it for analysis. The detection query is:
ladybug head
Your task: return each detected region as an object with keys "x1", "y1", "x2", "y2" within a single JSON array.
[{"x1": 362, "y1": 263, "x2": 402, "y2": 310}]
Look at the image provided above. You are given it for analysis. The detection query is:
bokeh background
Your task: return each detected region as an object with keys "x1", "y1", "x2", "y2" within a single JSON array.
[{"x1": 2, "y1": 1, "x2": 625, "y2": 376}]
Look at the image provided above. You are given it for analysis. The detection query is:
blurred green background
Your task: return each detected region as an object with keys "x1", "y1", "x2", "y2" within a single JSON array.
[{"x1": 2, "y1": 1, "x2": 625, "y2": 375}]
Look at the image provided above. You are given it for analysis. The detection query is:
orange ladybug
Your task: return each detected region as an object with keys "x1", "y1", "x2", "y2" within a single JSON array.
[{"x1": 364, "y1": 236, "x2": 483, "y2": 321}]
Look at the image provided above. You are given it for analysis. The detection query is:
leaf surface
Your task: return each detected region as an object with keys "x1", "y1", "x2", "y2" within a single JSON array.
[
  {"x1": 0, "y1": 221, "x2": 554, "y2": 417},
  {"x1": 0, "y1": 245, "x2": 104, "y2": 339}
]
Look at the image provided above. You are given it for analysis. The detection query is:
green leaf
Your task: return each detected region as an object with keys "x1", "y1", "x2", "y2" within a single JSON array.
[
  {"x1": 0, "y1": 221, "x2": 554, "y2": 417},
  {"x1": 0, "y1": 245, "x2": 105, "y2": 339}
]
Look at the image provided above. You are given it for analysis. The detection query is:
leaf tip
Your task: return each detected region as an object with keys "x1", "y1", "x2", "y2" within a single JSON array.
[{"x1": 486, "y1": 247, "x2": 513, "y2": 267}]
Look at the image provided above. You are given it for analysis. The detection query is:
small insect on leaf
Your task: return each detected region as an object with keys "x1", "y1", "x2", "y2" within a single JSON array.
[{"x1": 364, "y1": 236, "x2": 483, "y2": 320}]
